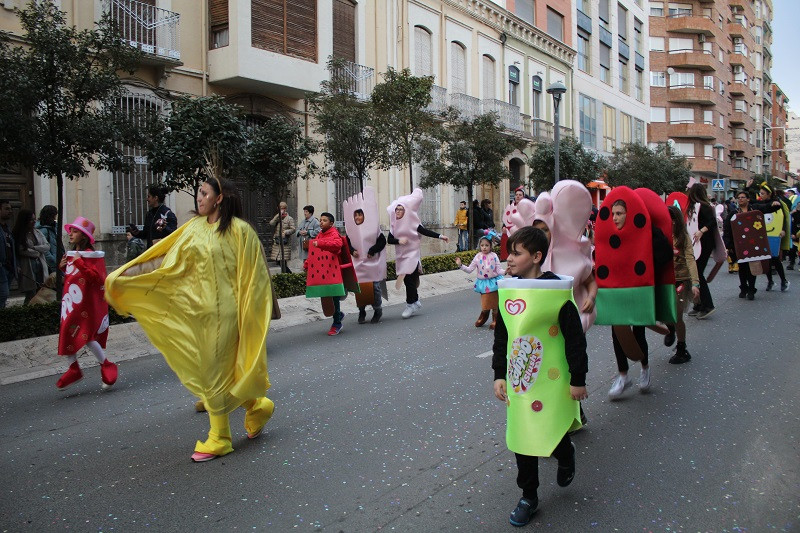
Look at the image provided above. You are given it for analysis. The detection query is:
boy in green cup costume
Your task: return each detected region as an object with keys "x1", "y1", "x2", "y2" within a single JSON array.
[{"x1": 492, "y1": 227, "x2": 589, "y2": 527}]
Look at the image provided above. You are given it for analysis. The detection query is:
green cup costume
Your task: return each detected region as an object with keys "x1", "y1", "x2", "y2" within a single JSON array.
[{"x1": 498, "y1": 277, "x2": 581, "y2": 457}]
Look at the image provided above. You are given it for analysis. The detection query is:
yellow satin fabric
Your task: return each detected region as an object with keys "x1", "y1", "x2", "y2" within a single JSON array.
[{"x1": 105, "y1": 216, "x2": 272, "y2": 416}]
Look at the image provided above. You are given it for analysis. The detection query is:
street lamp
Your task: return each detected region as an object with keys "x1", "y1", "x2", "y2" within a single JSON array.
[
  {"x1": 714, "y1": 142, "x2": 725, "y2": 200},
  {"x1": 547, "y1": 81, "x2": 567, "y2": 183}
]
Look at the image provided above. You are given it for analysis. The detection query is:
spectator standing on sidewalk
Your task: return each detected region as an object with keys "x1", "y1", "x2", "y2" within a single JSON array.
[
  {"x1": 296, "y1": 205, "x2": 320, "y2": 262},
  {"x1": 269, "y1": 201, "x2": 296, "y2": 273},
  {"x1": 35, "y1": 205, "x2": 58, "y2": 274},
  {"x1": 0, "y1": 199, "x2": 16, "y2": 308},
  {"x1": 128, "y1": 184, "x2": 178, "y2": 248},
  {"x1": 12, "y1": 209, "x2": 49, "y2": 304},
  {"x1": 454, "y1": 200, "x2": 468, "y2": 252}
]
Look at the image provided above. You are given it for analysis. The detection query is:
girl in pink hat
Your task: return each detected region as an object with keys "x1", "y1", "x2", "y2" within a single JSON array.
[{"x1": 55, "y1": 216, "x2": 117, "y2": 390}]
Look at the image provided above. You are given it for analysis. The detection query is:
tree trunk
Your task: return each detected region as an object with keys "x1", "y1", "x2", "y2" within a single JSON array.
[
  {"x1": 408, "y1": 157, "x2": 414, "y2": 193},
  {"x1": 55, "y1": 173, "x2": 65, "y2": 300},
  {"x1": 467, "y1": 185, "x2": 475, "y2": 250}
]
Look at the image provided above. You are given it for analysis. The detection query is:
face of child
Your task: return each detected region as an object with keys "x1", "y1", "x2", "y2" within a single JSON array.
[
  {"x1": 479, "y1": 239, "x2": 491, "y2": 253},
  {"x1": 68, "y1": 228, "x2": 84, "y2": 246},
  {"x1": 354, "y1": 211, "x2": 365, "y2": 225},
  {"x1": 506, "y1": 242, "x2": 541, "y2": 279},
  {"x1": 319, "y1": 215, "x2": 333, "y2": 231},
  {"x1": 532, "y1": 220, "x2": 551, "y2": 244},
  {"x1": 395, "y1": 205, "x2": 405, "y2": 220},
  {"x1": 612, "y1": 205, "x2": 627, "y2": 230}
]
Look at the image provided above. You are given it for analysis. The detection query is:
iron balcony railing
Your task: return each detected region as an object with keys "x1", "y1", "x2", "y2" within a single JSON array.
[
  {"x1": 106, "y1": 0, "x2": 181, "y2": 61},
  {"x1": 329, "y1": 59, "x2": 375, "y2": 101},
  {"x1": 425, "y1": 85, "x2": 448, "y2": 116},
  {"x1": 449, "y1": 93, "x2": 482, "y2": 121},
  {"x1": 482, "y1": 99, "x2": 523, "y2": 132}
]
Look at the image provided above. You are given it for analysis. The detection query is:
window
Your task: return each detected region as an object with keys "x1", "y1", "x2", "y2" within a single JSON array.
[
  {"x1": 635, "y1": 70, "x2": 644, "y2": 101},
  {"x1": 671, "y1": 141, "x2": 695, "y2": 157},
  {"x1": 754, "y1": 26, "x2": 763, "y2": 44},
  {"x1": 649, "y1": 37, "x2": 665, "y2": 51},
  {"x1": 209, "y1": 0, "x2": 229, "y2": 49},
  {"x1": 482, "y1": 55, "x2": 496, "y2": 100},
  {"x1": 669, "y1": 37, "x2": 693, "y2": 53},
  {"x1": 619, "y1": 59, "x2": 629, "y2": 94},
  {"x1": 450, "y1": 41, "x2": 467, "y2": 93},
  {"x1": 618, "y1": 4, "x2": 628, "y2": 40},
  {"x1": 668, "y1": 3, "x2": 692, "y2": 16},
  {"x1": 634, "y1": 19, "x2": 643, "y2": 53},
  {"x1": 670, "y1": 107, "x2": 693, "y2": 123},
  {"x1": 669, "y1": 72, "x2": 694, "y2": 88},
  {"x1": 599, "y1": 0, "x2": 610, "y2": 28},
  {"x1": 650, "y1": 71, "x2": 666, "y2": 87},
  {"x1": 547, "y1": 8, "x2": 564, "y2": 41},
  {"x1": 704, "y1": 144, "x2": 713, "y2": 158},
  {"x1": 634, "y1": 118, "x2": 645, "y2": 144},
  {"x1": 332, "y1": 0, "x2": 356, "y2": 62},
  {"x1": 579, "y1": 93, "x2": 597, "y2": 148},
  {"x1": 577, "y1": 31, "x2": 590, "y2": 73},
  {"x1": 577, "y1": 0, "x2": 589, "y2": 14},
  {"x1": 515, "y1": 0, "x2": 534, "y2": 24},
  {"x1": 414, "y1": 26, "x2": 433, "y2": 76},
  {"x1": 603, "y1": 105, "x2": 616, "y2": 151},
  {"x1": 252, "y1": 0, "x2": 317, "y2": 61},
  {"x1": 532, "y1": 75, "x2": 542, "y2": 119},
  {"x1": 735, "y1": 128, "x2": 748, "y2": 141},
  {"x1": 719, "y1": 114, "x2": 724, "y2": 128},
  {"x1": 600, "y1": 43, "x2": 611, "y2": 84},
  {"x1": 508, "y1": 65, "x2": 519, "y2": 105},
  {"x1": 703, "y1": 110, "x2": 713, "y2": 124},
  {"x1": 651, "y1": 107, "x2": 666, "y2": 122},
  {"x1": 703, "y1": 75, "x2": 714, "y2": 90},
  {"x1": 702, "y1": 41, "x2": 712, "y2": 54},
  {"x1": 621, "y1": 112, "x2": 632, "y2": 144},
  {"x1": 650, "y1": 2, "x2": 663, "y2": 16}
]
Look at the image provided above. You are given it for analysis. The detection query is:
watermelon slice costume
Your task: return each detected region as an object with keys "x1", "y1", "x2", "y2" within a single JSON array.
[
  {"x1": 498, "y1": 276, "x2": 581, "y2": 456},
  {"x1": 637, "y1": 188, "x2": 677, "y2": 324},
  {"x1": 595, "y1": 187, "x2": 656, "y2": 326},
  {"x1": 666, "y1": 192, "x2": 689, "y2": 222},
  {"x1": 59, "y1": 251, "x2": 109, "y2": 356},
  {"x1": 304, "y1": 226, "x2": 359, "y2": 298}
]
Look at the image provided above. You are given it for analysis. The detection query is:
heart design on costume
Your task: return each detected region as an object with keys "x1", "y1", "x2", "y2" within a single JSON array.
[{"x1": 505, "y1": 299, "x2": 526, "y2": 315}]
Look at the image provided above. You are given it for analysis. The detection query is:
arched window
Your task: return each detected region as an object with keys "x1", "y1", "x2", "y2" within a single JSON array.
[
  {"x1": 450, "y1": 41, "x2": 467, "y2": 94},
  {"x1": 414, "y1": 26, "x2": 433, "y2": 76},
  {"x1": 482, "y1": 55, "x2": 496, "y2": 100}
]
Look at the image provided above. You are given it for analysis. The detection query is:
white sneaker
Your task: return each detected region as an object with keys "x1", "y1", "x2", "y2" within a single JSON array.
[
  {"x1": 401, "y1": 304, "x2": 415, "y2": 319},
  {"x1": 608, "y1": 374, "x2": 631, "y2": 400},
  {"x1": 639, "y1": 366, "x2": 651, "y2": 392},
  {"x1": 413, "y1": 300, "x2": 423, "y2": 311}
]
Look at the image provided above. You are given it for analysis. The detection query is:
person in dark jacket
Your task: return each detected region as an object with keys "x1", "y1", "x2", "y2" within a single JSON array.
[
  {"x1": 0, "y1": 199, "x2": 17, "y2": 308},
  {"x1": 687, "y1": 183, "x2": 717, "y2": 318},
  {"x1": 128, "y1": 184, "x2": 178, "y2": 248}
]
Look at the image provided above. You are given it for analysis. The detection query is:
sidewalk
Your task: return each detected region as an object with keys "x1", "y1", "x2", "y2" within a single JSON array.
[{"x1": 0, "y1": 268, "x2": 477, "y2": 385}]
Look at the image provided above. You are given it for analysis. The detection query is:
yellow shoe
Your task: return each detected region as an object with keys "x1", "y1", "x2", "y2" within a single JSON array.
[
  {"x1": 244, "y1": 397, "x2": 275, "y2": 439},
  {"x1": 193, "y1": 434, "x2": 233, "y2": 459},
  {"x1": 194, "y1": 400, "x2": 206, "y2": 412}
]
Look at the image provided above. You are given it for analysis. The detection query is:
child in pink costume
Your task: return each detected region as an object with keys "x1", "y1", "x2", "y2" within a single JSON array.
[
  {"x1": 534, "y1": 181, "x2": 598, "y2": 332},
  {"x1": 456, "y1": 231, "x2": 505, "y2": 329},
  {"x1": 387, "y1": 188, "x2": 449, "y2": 319}
]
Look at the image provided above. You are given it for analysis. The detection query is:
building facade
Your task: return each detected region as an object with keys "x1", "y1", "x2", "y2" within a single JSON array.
[{"x1": 768, "y1": 82, "x2": 789, "y2": 181}]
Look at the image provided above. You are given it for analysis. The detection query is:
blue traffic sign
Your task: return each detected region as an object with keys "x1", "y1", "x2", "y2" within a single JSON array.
[{"x1": 711, "y1": 178, "x2": 725, "y2": 191}]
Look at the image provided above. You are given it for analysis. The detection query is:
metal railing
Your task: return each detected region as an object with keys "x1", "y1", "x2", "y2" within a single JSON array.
[
  {"x1": 449, "y1": 93, "x2": 481, "y2": 121},
  {"x1": 330, "y1": 60, "x2": 375, "y2": 101},
  {"x1": 482, "y1": 99, "x2": 523, "y2": 131},
  {"x1": 106, "y1": 0, "x2": 181, "y2": 61},
  {"x1": 425, "y1": 85, "x2": 448, "y2": 116}
]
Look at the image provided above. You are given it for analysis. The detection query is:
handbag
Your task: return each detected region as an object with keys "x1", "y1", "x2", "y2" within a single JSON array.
[{"x1": 302, "y1": 237, "x2": 310, "y2": 251}]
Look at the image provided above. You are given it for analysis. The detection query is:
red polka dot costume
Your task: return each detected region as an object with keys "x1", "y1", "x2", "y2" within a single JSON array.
[{"x1": 636, "y1": 188, "x2": 677, "y2": 324}]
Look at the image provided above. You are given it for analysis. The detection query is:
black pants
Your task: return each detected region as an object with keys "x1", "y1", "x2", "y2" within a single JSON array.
[
  {"x1": 765, "y1": 257, "x2": 786, "y2": 284},
  {"x1": 612, "y1": 326, "x2": 648, "y2": 372},
  {"x1": 515, "y1": 434, "x2": 573, "y2": 500},
  {"x1": 737, "y1": 262, "x2": 756, "y2": 293},
  {"x1": 695, "y1": 245, "x2": 714, "y2": 311},
  {"x1": 404, "y1": 270, "x2": 420, "y2": 304},
  {"x1": 788, "y1": 246, "x2": 797, "y2": 266}
]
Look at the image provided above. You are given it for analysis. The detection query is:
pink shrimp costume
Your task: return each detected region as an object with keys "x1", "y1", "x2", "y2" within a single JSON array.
[
  {"x1": 344, "y1": 186, "x2": 388, "y2": 308},
  {"x1": 387, "y1": 188, "x2": 424, "y2": 276},
  {"x1": 535, "y1": 180, "x2": 596, "y2": 331},
  {"x1": 504, "y1": 198, "x2": 537, "y2": 238}
]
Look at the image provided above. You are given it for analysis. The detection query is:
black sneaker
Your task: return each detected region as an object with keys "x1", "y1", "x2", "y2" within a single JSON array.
[
  {"x1": 357, "y1": 308, "x2": 367, "y2": 324},
  {"x1": 663, "y1": 329, "x2": 676, "y2": 347},
  {"x1": 669, "y1": 349, "x2": 691, "y2": 364},
  {"x1": 509, "y1": 497, "x2": 538, "y2": 527},
  {"x1": 738, "y1": 290, "x2": 747, "y2": 299},
  {"x1": 766, "y1": 281, "x2": 774, "y2": 291},
  {"x1": 747, "y1": 290, "x2": 755, "y2": 300},
  {"x1": 370, "y1": 308, "x2": 383, "y2": 323},
  {"x1": 687, "y1": 308, "x2": 700, "y2": 317},
  {"x1": 781, "y1": 280, "x2": 789, "y2": 292},
  {"x1": 556, "y1": 442, "x2": 576, "y2": 487}
]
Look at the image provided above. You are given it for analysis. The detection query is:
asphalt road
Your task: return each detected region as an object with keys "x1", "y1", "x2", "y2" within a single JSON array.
[{"x1": 1, "y1": 269, "x2": 798, "y2": 532}]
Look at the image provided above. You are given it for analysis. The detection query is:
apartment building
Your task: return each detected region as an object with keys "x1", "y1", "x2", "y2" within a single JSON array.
[
  {"x1": 768, "y1": 83, "x2": 789, "y2": 181},
  {"x1": 572, "y1": 0, "x2": 650, "y2": 161},
  {"x1": 647, "y1": 0, "x2": 773, "y2": 194},
  {"x1": 785, "y1": 111, "x2": 800, "y2": 185}
]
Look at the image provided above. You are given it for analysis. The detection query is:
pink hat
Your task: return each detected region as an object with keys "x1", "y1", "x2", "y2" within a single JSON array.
[{"x1": 64, "y1": 216, "x2": 96, "y2": 244}]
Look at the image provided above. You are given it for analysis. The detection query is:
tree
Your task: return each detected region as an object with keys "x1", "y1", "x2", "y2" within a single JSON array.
[
  {"x1": 371, "y1": 67, "x2": 439, "y2": 193},
  {"x1": 419, "y1": 111, "x2": 526, "y2": 248},
  {"x1": 147, "y1": 95, "x2": 247, "y2": 209},
  {"x1": 307, "y1": 58, "x2": 382, "y2": 192},
  {"x1": 527, "y1": 136, "x2": 605, "y2": 193},
  {"x1": 605, "y1": 142, "x2": 691, "y2": 194},
  {"x1": 0, "y1": 1, "x2": 143, "y2": 289}
]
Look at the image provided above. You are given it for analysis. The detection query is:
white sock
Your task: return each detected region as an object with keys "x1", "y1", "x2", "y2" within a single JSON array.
[
  {"x1": 86, "y1": 341, "x2": 107, "y2": 364},
  {"x1": 66, "y1": 355, "x2": 78, "y2": 365}
]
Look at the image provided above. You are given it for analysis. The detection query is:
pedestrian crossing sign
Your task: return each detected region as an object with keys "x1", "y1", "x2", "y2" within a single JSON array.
[{"x1": 712, "y1": 179, "x2": 725, "y2": 191}]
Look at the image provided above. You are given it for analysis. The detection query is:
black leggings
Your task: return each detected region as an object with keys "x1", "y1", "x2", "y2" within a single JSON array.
[
  {"x1": 765, "y1": 257, "x2": 786, "y2": 284},
  {"x1": 737, "y1": 262, "x2": 756, "y2": 293},
  {"x1": 404, "y1": 270, "x2": 420, "y2": 304},
  {"x1": 612, "y1": 326, "x2": 648, "y2": 373},
  {"x1": 515, "y1": 434, "x2": 573, "y2": 500},
  {"x1": 695, "y1": 245, "x2": 714, "y2": 311}
]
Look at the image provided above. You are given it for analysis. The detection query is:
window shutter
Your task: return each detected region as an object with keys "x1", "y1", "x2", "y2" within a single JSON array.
[
  {"x1": 414, "y1": 27, "x2": 432, "y2": 76},
  {"x1": 482, "y1": 56, "x2": 495, "y2": 100},
  {"x1": 450, "y1": 42, "x2": 466, "y2": 94},
  {"x1": 252, "y1": 0, "x2": 286, "y2": 54},
  {"x1": 333, "y1": 0, "x2": 356, "y2": 62},
  {"x1": 252, "y1": 0, "x2": 317, "y2": 61},
  {"x1": 209, "y1": 0, "x2": 228, "y2": 27}
]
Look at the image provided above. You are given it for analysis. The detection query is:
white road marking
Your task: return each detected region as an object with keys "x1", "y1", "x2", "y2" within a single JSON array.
[{"x1": 476, "y1": 350, "x2": 493, "y2": 358}]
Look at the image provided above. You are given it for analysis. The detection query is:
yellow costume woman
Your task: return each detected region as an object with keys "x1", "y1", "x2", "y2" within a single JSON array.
[{"x1": 105, "y1": 179, "x2": 274, "y2": 462}]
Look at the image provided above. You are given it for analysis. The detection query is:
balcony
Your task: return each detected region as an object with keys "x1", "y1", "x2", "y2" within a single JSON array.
[
  {"x1": 763, "y1": 42, "x2": 772, "y2": 58},
  {"x1": 483, "y1": 99, "x2": 523, "y2": 132},
  {"x1": 689, "y1": 157, "x2": 731, "y2": 176},
  {"x1": 425, "y1": 85, "x2": 448, "y2": 117},
  {"x1": 667, "y1": 122, "x2": 717, "y2": 139},
  {"x1": 730, "y1": 111, "x2": 755, "y2": 129},
  {"x1": 105, "y1": 0, "x2": 181, "y2": 63},
  {"x1": 668, "y1": 49, "x2": 717, "y2": 71},
  {"x1": 729, "y1": 81, "x2": 750, "y2": 96},
  {"x1": 329, "y1": 60, "x2": 375, "y2": 101},
  {"x1": 666, "y1": 14, "x2": 715, "y2": 35},
  {"x1": 732, "y1": 167, "x2": 753, "y2": 181},
  {"x1": 762, "y1": 19, "x2": 772, "y2": 35},
  {"x1": 731, "y1": 138, "x2": 753, "y2": 154},
  {"x1": 667, "y1": 86, "x2": 717, "y2": 104},
  {"x1": 449, "y1": 93, "x2": 482, "y2": 121}
]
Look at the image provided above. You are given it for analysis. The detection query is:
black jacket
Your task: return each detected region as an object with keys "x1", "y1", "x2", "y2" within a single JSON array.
[{"x1": 131, "y1": 204, "x2": 178, "y2": 248}]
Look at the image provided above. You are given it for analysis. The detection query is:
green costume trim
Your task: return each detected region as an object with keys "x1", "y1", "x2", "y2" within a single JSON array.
[
  {"x1": 595, "y1": 286, "x2": 656, "y2": 325},
  {"x1": 499, "y1": 278, "x2": 581, "y2": 457},
  {"x1": 305, "y1": 283, "x2": 345, "y2": 298},
  {"x1": 654, "y1": 283, "x2": 677, "y2": 324}
]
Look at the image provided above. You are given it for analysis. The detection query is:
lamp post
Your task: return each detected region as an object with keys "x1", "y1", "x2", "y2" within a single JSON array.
[
  {"x1": 547, "y1": 81, "x2": 567, "y2": 183},
  {"x1": 714, "y1": 142, "x2": 725, "y2": 201}
]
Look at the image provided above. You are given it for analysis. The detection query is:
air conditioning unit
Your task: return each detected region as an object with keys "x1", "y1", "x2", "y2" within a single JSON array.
[{"x1": 698, "y1": 34, "x2": 706, "y2": 43}]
